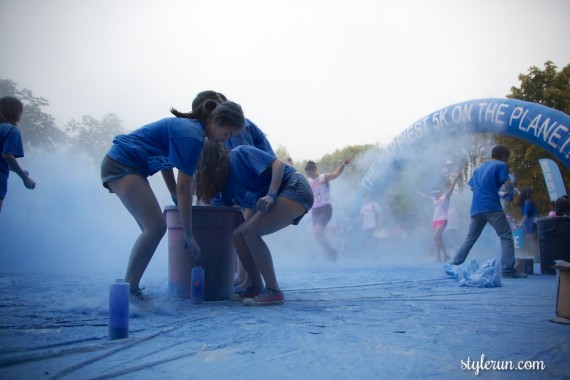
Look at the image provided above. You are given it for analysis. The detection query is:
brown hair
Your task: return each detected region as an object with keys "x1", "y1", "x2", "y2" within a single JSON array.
[
  {"x1": 0, "y1": 96, "x2": 24, "y2": 125},
  {"x1": 195, "y1": 140, "x2": 231, "y2": 203},
  {"x1": 304, "y1": 161, "x2": 317, "y2": 171},
  {"x1": 171, "y1": 100, "x2": 244, "y2": 130},
  {"x1": 491, "y1": 145, "x2": 510, "y2": 160},
  {"x1": 516, "y1": 186, "x2": 536, "y2": 208},
  {"x1": 191, "y1": 90, "x2": 227, "y2": 111}
]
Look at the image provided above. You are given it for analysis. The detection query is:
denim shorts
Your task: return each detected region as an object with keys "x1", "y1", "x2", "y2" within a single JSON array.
[
  {"x1": 278, "y1": 173, "x2": 314, "y2": 225},
  {"x1": 101, "y1": 155, "x2": 146, "y2": 193}
]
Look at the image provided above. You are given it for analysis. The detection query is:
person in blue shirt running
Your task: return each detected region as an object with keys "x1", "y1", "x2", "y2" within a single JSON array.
[
  {"x1": 450, "y1": 145, "x2": 527, "y2": 278},
  {"x1": 191, "y1": 90, "x2": 275, "y2": 291},
  {"x1": 195, "y1": 142, "x2": 314, "y2": 306},
  {"x1": 101, "y1": 100, "x2": 245, "y2": 298},
  {"x1": 0, "y1": 96, "x2": 36, "y2": 214}
]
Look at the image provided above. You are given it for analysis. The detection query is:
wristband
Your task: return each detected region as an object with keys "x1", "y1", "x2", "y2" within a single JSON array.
[{"x1": 267, "y1": 191, "x2": 277, "y2": 200}]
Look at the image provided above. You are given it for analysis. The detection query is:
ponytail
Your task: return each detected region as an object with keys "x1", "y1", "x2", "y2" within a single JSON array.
[
  {"x1": 195, "y1": 140, "x2": 230, "y2": 203},
  {"x1": 170, "y1": 99, "x2": 219, "y2": 120},
  {"x1": 171, "y1": 100, "x2": 244, "y2": 130}
]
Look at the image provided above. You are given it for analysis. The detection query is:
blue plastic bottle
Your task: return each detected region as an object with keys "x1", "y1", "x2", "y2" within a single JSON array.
[
  {"x1": 191, "y1": 267, "x2": 205, "y2": 304},
  {"x1": 108, "y1": 279, "x2": 129, "y2": 340}
]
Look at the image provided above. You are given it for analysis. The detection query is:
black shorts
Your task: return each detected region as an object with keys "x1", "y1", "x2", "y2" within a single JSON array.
[{"x1": 311, "y1": 204, "x2": 333, "y2": 227}]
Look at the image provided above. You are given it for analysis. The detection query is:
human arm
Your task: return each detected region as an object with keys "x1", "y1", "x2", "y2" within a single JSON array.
[
  {"x1": 176, "y1": 171, "x2": 200, "y2": 258},
  {"x1": 501, "y1": 179, "x2": 515, "y2": 202},
  {"x1": 161, "y1": 169, "x2": 178, "y2": 205},
  {"x1": 3, "y1": 154, "x2": 35, "y2": 189},
  {"x1": 444, "y1": 174, "x2": 460, "y2": 197},
  {"x1": 255, "y1": 158, "x2": 286, "y2": 214},
  {"x1": 324, "y1": 158, "x2": 351, "y2": 182}
]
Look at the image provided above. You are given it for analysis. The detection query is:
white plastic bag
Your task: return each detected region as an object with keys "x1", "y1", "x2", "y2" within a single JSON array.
[{"x1": 444, "y1": 258, "x2": 502, "y2": 288}]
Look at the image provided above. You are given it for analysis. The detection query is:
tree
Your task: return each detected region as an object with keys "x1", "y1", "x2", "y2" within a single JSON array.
[
  {"x1": 65, "y1": 113, "x2": 127, "y2": 162},
  {"x1": 0, "y1": 79, "x2": 67, "y2": 151},
  {"x1": 273, "y1": 144, "x2": 292, "y2": 163},
  {"x1": 307, "y1": 144, "x2": 381, "y2": 188},
  {"x1": 496, "y1": 61, "x2": 570, "y2": 214}
]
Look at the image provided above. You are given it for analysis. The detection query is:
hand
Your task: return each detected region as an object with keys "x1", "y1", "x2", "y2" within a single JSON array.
[
  {"x1": 183, "y1": 233, "x2": 201, "y2": 259},
  {"x1": 343, "y1": 158, "x2": 352, "y2": 165},
  {"x1": 23, "y1": 176, "x2": 36, "y2": 190},
  {"x1": 255, "y1": 195, "x2": 275, "y2": 215}
]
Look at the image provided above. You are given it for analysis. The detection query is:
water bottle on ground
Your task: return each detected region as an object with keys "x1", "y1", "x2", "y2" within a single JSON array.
[
  {"x1": 191, "y1": 267, "x2": 205, "y2": 304},
  {"x1": 108, "y1": 279, "x2": 129, "y2": 340}
]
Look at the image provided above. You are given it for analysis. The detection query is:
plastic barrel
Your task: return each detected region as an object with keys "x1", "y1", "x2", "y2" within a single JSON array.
[
  {"x1": 537, "y1": 217, "x2": 570, "y2": 274},
  {"x1": 165, "y1": 205, "x2": 244, "y2": 300}
]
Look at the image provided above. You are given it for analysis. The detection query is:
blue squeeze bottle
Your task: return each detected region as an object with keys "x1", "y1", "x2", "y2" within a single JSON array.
[
  {"x1": 191, "y1": 267, "x2": 205, "y2": 304},
  {"x1": 108, "y1": 279, "x2": 129, "y2": 340}
]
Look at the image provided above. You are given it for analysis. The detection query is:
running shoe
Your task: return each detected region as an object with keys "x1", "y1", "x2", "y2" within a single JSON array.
[
  {"x1": 502, "y1": 271, "x2": 528, "y2": 278},
  {"x1": 230, "y1": 286, "x2": 260, "y2": 301},
  {"x1": 243, "y1": 288, "x2": 284, "y2": 306},
  {"x1": 130, "y1": 287, "x2": 145, "y2": 302}
]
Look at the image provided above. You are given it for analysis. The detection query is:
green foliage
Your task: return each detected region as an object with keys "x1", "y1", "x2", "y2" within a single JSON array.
[
  {"x1": 1, "y1": 78, "x2": 127, "y2": 162},
  {"x1": 307, "y1": 144, "x2": 381, "y2": 187},
  {"x1": 65, "y1": 114, "x2": 127, "y2": 162},
  {"x1": 501, "y1": 61, "x2": 570, "y2": 215},
  {"x1": 274, "y1": 144, "x2": 292, "y2": 163},
  {"x1": 508, "y1": 61, "x2": 570, "y2": 114},
  {"x1": 0, "y1": 79, "x2": 67, "y2": 151}
]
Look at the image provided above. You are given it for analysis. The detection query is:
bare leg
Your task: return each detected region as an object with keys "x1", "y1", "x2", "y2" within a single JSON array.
[
  {"x1": 525, "y1": 232, "x2": 540, "y2": 262},
  {"x1": 314, "y1": 224, "x2": 338, "y2": 261},
  {"x1": 434, "y1": 226, "x2": 448, "y2": 261},
  {"x1": 235, "y1": 197, "x2": 306, "y2": 291},
  {"x1": 235, "y1": 209, "x2": 255, "y2": 288},
  {"x1": 108, "y1": 175, "x2": 166, "y2": 291}
]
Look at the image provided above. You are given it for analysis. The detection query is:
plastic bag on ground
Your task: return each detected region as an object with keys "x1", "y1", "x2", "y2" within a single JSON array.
[{"x1": 444, "y1": 258, "x2": 502, "y2": 288}]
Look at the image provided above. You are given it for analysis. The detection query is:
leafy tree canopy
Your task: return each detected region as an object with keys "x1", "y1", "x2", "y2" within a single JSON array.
[
  {"x1": 498, "y1": 61, "x2": 570, "y2": 215},
  {"x1": 0, "y1": 79, "x2": 67, "y2": 151}
]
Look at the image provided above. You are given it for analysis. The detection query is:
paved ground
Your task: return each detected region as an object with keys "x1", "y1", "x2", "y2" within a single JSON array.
[{"x1": 0, "y1": 259, "x2": 568, "y2": 380}]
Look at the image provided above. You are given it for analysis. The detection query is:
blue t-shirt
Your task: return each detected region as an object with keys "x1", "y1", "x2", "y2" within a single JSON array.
[
  {"x1": 468, "y1": 159, "x2": 510, "y2": 217},
  {"x1": 522, "y1": 199, "x2": 537, "y2": 233},
  {"x1": 107, "y1": 117, "x2": 205, "y2": 177},
  {"x1": 225, "y1": 119, "x2": 274, "y2": 155},
  {"x1": 222, "y1": 145, "x2": 295, "y2": 209},
  {"x1": 0, "y1": 122, "x2": 25, "y2": 197}
]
